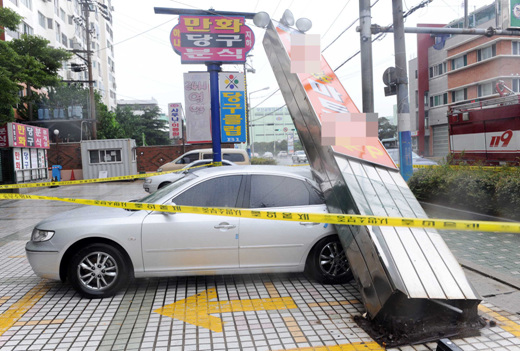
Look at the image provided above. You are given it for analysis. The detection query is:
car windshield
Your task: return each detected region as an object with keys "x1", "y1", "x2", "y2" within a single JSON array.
[
  {"x1": 387, "y1": 149, "x2": 421, "y2": 162},
  {"x1": 138, "y1": 174, "x2": 196, "y2": 204}
]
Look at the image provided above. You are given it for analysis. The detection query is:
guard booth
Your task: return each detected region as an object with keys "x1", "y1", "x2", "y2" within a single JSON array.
[
  {"x1": 0, "y1": 123, "x2": 50, "y2": 191},
  {"x1": 80, "y1": 139, "x2": 138, "y2": 180}
]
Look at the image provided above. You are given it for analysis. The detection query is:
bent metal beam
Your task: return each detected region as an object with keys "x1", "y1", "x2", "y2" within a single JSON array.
[{"x1": 263, "y1": 19, "x2": 482, "y2": 345}]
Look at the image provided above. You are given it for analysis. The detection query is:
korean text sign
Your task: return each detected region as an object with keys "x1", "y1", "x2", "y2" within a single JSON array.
[
  {"x1": 219, "y1": 73, "x2": 246, "y2": 143},
  {"x1": 184, "y1": 72, "x2": 212, "y2": 143},
  {"x1": 2, "y1": 123, "x2": 50, "y2": 149},
  {"x1": 168, "y1": 103, "x2": 184, "y2": 140},
  {"x1": 170, "y1": 15, "x2": 255, "y2": 64}
]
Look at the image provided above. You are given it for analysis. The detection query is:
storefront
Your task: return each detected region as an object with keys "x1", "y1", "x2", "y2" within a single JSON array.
[{"x1": 0, "y1": 122, "x2": 50, "y2": 188}]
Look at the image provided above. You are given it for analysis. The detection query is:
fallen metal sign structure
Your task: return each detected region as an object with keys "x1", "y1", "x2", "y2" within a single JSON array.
[{"x1": 263, "y1": 20, "x2": 482, "y2": 345}]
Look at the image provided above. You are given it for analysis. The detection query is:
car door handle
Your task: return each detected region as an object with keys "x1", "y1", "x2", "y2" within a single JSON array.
[
  {"x1": 300, "y1": 222, "x2": 320, "y2": 226},
  {"x1": 214, "y1": 223, "x2": 236, "y2": 230}
]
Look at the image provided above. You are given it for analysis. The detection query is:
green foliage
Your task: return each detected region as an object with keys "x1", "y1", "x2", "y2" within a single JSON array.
[
  {"x1": 378, "y1": 116, "x2": 397, "y2": 140},
  {"x1": 96, "y1": 105, "x2": 123, "y2": 140},
  {"x1": 408, "y1": 166, "x2": 520, "y2": 220},
  {"x1": 0, "y1": 7, "x2": 23, "y2": 33},
  {"x1": 251, "y1": 157, "x2": 277, "y2": 165},
  {"x1": 114, "y1": 106, "x2": 170, "y2": 146}
]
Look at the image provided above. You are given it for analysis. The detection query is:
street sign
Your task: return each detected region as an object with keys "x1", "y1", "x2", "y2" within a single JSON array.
[
  {"x1": 167, "y1": 103, "x2": 183, "y2": 140},
  {"x1": 183, "y1": 72, "x2": 212, "y2": 143},
  {"x1": 170, "y1": 15, "x2": 255, "y2": 64},
  {"x1": 219, "y1": 72, "x2": 246, "y2": 143}
]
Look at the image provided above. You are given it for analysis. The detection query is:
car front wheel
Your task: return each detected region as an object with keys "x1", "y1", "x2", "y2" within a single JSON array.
[
  {"x1": 305, "y1": 236, "x2": 353, "y2": 284},
  {"x1": 68, "y1": 243, "x2": 128, "y2": 298}
]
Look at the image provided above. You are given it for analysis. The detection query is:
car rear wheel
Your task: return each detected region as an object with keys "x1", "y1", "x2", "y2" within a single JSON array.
[
  {"x1": 68, "y1": 243, "x2": 127, "y2": 298},
  {"x1": 305, "y1": 236, "x2": 353, "y2": 284}
]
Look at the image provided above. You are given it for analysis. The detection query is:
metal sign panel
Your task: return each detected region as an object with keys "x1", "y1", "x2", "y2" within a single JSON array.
[
  {"x1": 170, "y1": 16, "x2": 255, "y2": 64},
  {"x1": 168, "y1": 103, "x2": 184, "y2": 140},
  {"x1": 7, "y1": 123, "x2": 50, "y2": 149},
  {"x1": 510, "y1": 0, "x2": 520, "y2": 28},
  {"x1": 183, "y1": 72, "x2": 212, "y2": 144},
  {"x1": 263, "y1": 20, "x2": 480, "y2": 342},
  {"x1": 219, "y1": 72, "x2": 246, "y2": 143}
]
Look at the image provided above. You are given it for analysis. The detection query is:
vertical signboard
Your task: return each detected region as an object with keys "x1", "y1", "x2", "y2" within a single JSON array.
[
  {"x1": 170, "y1": 16, "x2": 255, "y2": 64},
  {"x1": 168, "y1": 103, "x2": 184, "y2": 140},
  {"x1": 219, "y1": 72, "x2": 246, "y2": 143},
  {"x1": 287, "y1": 133, "x2": 294, "y2": 155},
  {"x1": 510, "y1": 0, "x2": 520, "y2": 28},
  {"x1": 184, "y1": 72, "x2": 212, "y2": 143},
  {"x1": 0, "y1": 124, "x2": 7, "y2": 147}
]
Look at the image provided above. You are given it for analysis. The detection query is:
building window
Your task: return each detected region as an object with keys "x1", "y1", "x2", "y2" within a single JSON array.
[
  {"x1": 513, "y1": 41, "x2": 520, "y2": 55},
  {"x1": 452, "y1": 88, "x2": 468, "y2": 102},
  {"x1": 38, "y1": 12, "x2": 46, "y2": 28},
  {"x1": 89, "y1": 149, "x2": 122, "y2": 164},
  {"x1": 20, "y1": 0, "x2": 31, "y2": 9},
  {"x1": 451, "y1": 55, "x2": 467, "y2": 70},
  {"x1": 47, "y1": 18, "x2": 53, "y2": 29},
  {"x1": 9, "y1": 0, "x2": 18, "y2": 5},
  {"x1": 424, "y1": 91, "x2": 429, "y2": 107},
  {"x1": 60, "y1": 8, "x2": 66, "y2": 21},
  {"x1": 478, "y1": 81, "x2": 496, "y2": 97},
  {"x1": 512, "y1": 79, "x2": 519, "y2": 92},
  {"x1": 22, "y1": 22, "x2": 33, "y2": 35},
  {"x1": 477, "y1": 44, "x2": 496, "y2": 61},
  {"x1": 55, "y1": 22, "x2": 61, "y2": 42},
  {"x1": 429, "y1": 93, "x2": 448, "y2": 107},
  {"x1": 429, "y1": 62, "x2": 447, "y2": 78},
  {"x1": 62, "y1": 33, "x2": 68, "y2": 47}
]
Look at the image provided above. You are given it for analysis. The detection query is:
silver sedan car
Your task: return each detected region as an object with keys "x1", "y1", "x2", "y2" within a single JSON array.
[
  {"x1": 26, "y1": 166, "x2": 352, "y2": 298},
  {"x1": 143, "y1": 159, "x2": 236, "y2": 193}
]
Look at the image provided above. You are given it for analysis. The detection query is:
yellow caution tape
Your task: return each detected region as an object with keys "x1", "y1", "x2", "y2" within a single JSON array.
[
  {"x1": 0, "y1": 163, "x2": 216, "y2": 190},
  {"x1": 0, "y1": 193, "x2": 518, "y2": 233}
]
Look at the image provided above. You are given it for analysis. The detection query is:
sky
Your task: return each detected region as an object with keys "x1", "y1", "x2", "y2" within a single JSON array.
[{"x1": 111, "y1": 0, "x2": 495, "y2": 118}]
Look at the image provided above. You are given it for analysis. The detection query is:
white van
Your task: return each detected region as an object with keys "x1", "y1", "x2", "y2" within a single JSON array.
[{"x1": 157, "y1": 148, "x2": 250, "y2": 172}]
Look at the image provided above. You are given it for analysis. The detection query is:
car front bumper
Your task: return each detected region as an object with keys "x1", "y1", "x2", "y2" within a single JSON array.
[{"x1": 25, "y1": 241, "x2": 61, "y2": 280}]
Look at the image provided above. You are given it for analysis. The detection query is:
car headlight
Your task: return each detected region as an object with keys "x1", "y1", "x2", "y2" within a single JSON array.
[
  {"x1": 144, "y1": 179, "x2": 152, "y2": 184},
  {"x1": 31, "y1": 228, "x2": 55, "y2": 242}
]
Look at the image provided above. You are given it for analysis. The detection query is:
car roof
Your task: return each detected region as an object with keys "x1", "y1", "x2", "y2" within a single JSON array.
[
  {"x1": 184, "y1": 148, "x2": 245, "y2": 153},
  {"x1": 191, "y1": 165, "x2": 315, "y2": 181}
]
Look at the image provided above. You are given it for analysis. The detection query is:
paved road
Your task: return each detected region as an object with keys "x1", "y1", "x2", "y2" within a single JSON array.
[{"x1": 0, "y1": 179, "x2": 519, "y2": 350}]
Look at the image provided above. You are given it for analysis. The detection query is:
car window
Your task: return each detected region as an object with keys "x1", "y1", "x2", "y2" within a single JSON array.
[
  {"x1": 138, "y1": 174, "x2": 196, "y2": 204},
  {"x1": 173, "y1": 175, "x2": 242, "y2": 207},
  {"x1": 224, "y1": 153, "x2": 245, "y2": 162},
  {"x1": 249, "y1": 175, "x2": 317, "y2": 208},
  {"x1": 177, "y1": 153, "x2": 200, "y2": 164}
]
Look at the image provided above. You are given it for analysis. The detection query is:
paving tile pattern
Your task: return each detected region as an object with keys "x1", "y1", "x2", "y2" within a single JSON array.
[{"x1": 0, "y1": 181, "x2": 519, "y2": 350}]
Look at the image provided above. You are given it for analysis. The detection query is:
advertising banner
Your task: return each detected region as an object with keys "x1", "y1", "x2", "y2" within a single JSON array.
[
  {"x1": 170, "y1": 15, "x2": 254, "y2": 64},
  {"x1": 168, "y1": 103, "x2": 184, "y2": 140},
  {"x1": 184, "y1": 72, "x2": 212, "y2": 143},
  {"x1": 8, "y1": 123, "x2": 50, "y2": 149},
  {"x1": 219, "y1": 72, "x2": 246, "y2": 143},
  {"x1": 0, "y1": 124, "x2": 7, "y2": 147}
]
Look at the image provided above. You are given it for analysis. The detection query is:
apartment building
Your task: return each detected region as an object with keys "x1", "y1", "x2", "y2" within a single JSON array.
[
  {"x1": 3, "y1": 0, "x2": 116, "y2": 110},
  {"x1": 408, "y1": 2, "x2": 520, "y2": 158}
]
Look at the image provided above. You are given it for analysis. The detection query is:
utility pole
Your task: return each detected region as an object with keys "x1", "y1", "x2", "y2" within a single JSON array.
[
  {"x1": 392, "y1": 0, "x2": 413, "y2": 180},
  {"x1": 359, "y1": 0, "x2": 374, "y2": 113},
  {"x1": 82, "y1": 1, "x2": 97, "y2": 139}
]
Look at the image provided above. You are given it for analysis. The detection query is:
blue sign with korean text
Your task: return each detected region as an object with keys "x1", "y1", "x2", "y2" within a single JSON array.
[{"x1": 219, "y1": 73, "x2": 246, "y2": 143}]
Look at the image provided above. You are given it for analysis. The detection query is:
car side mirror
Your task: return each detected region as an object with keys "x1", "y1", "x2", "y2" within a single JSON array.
[{"x1": 157, "y1": 201, "x2": 177, "y2": 216}]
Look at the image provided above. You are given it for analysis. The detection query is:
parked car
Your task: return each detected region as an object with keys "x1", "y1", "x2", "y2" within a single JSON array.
[
  {"x1": 292, "y1": 150, "x2": 307, "y2": 163},
  {"x1": 143, "y1": 159, "x2": 236, "y2": 193},
  {"x1": 26, "y1": 166, "x2": 352, "y2": 298},
  {"x1": 277, "y1": 151, "x2": 288, "y2": 158},
  {"x1": 157, "y1": 148, "x2": 250, "y2": 172},
  {"x1": 386, "y1": 148, "x2": 438, "y2": 171},
  {"x1": 263, "y1": 152, "x2": 274, "y2": 159}
]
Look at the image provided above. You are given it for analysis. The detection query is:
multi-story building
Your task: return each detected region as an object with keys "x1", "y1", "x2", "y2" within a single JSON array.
[
  {"x1": 249, "y1": 106, "x2": 298, "y2": 152},
  {"x1": 408, "y1": 2, "x2": 520, "y2": 159},
  {"x1": 3, "y1": 0, "x2": 116, "y2": 140}
]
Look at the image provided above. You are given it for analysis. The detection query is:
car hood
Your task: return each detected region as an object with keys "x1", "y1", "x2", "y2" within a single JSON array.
[{"x1": 34, "y1": 205, "x2": 140, "y2": 229}]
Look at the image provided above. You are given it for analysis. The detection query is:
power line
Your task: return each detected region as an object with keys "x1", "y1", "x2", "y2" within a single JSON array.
[{"x1": 321, "y1": 0, "x2": 351, "y2": 41}]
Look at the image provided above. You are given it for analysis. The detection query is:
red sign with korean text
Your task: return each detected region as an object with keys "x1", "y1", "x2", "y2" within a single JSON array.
[
  {"x1": 170, "y1": 16, "x2": 255, "y2": 64},
  {"x1": 274, "y1": 25, "x2": 396, "y2": 169},
  {"x1": 10, "y1": 123, "x2": 50, "y2": 149}
]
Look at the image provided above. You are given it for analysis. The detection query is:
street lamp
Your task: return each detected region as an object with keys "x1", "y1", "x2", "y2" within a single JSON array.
[
  {"x1": 247, "y1": 87, "x2": 269, "y2": 157},
  {"x1": 53, "y1": 129, "x2": 60, "y2": 165}
]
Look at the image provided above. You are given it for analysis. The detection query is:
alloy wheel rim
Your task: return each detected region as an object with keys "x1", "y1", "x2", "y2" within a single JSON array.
[
  {"x1": 319, "y1": 242, "x2": 350, "y2": 277},
  {"x1": 77, "y1": 251, "x2": 118, "y2": 291}
]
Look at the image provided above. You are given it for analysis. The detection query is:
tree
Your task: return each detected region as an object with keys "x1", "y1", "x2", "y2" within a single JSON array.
[
  {"x1": 0, "y1": 8, "x2": 23, "y2": 123},
  {"x1": 378, "y1": 117, "x2": 397, "y2": 140},
  {"x1": 114, "y1": 106, "x2": 170, "y2": 145},
  {"x1": 9, "y1": 34, "x2": 71, "y2": 120}
]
